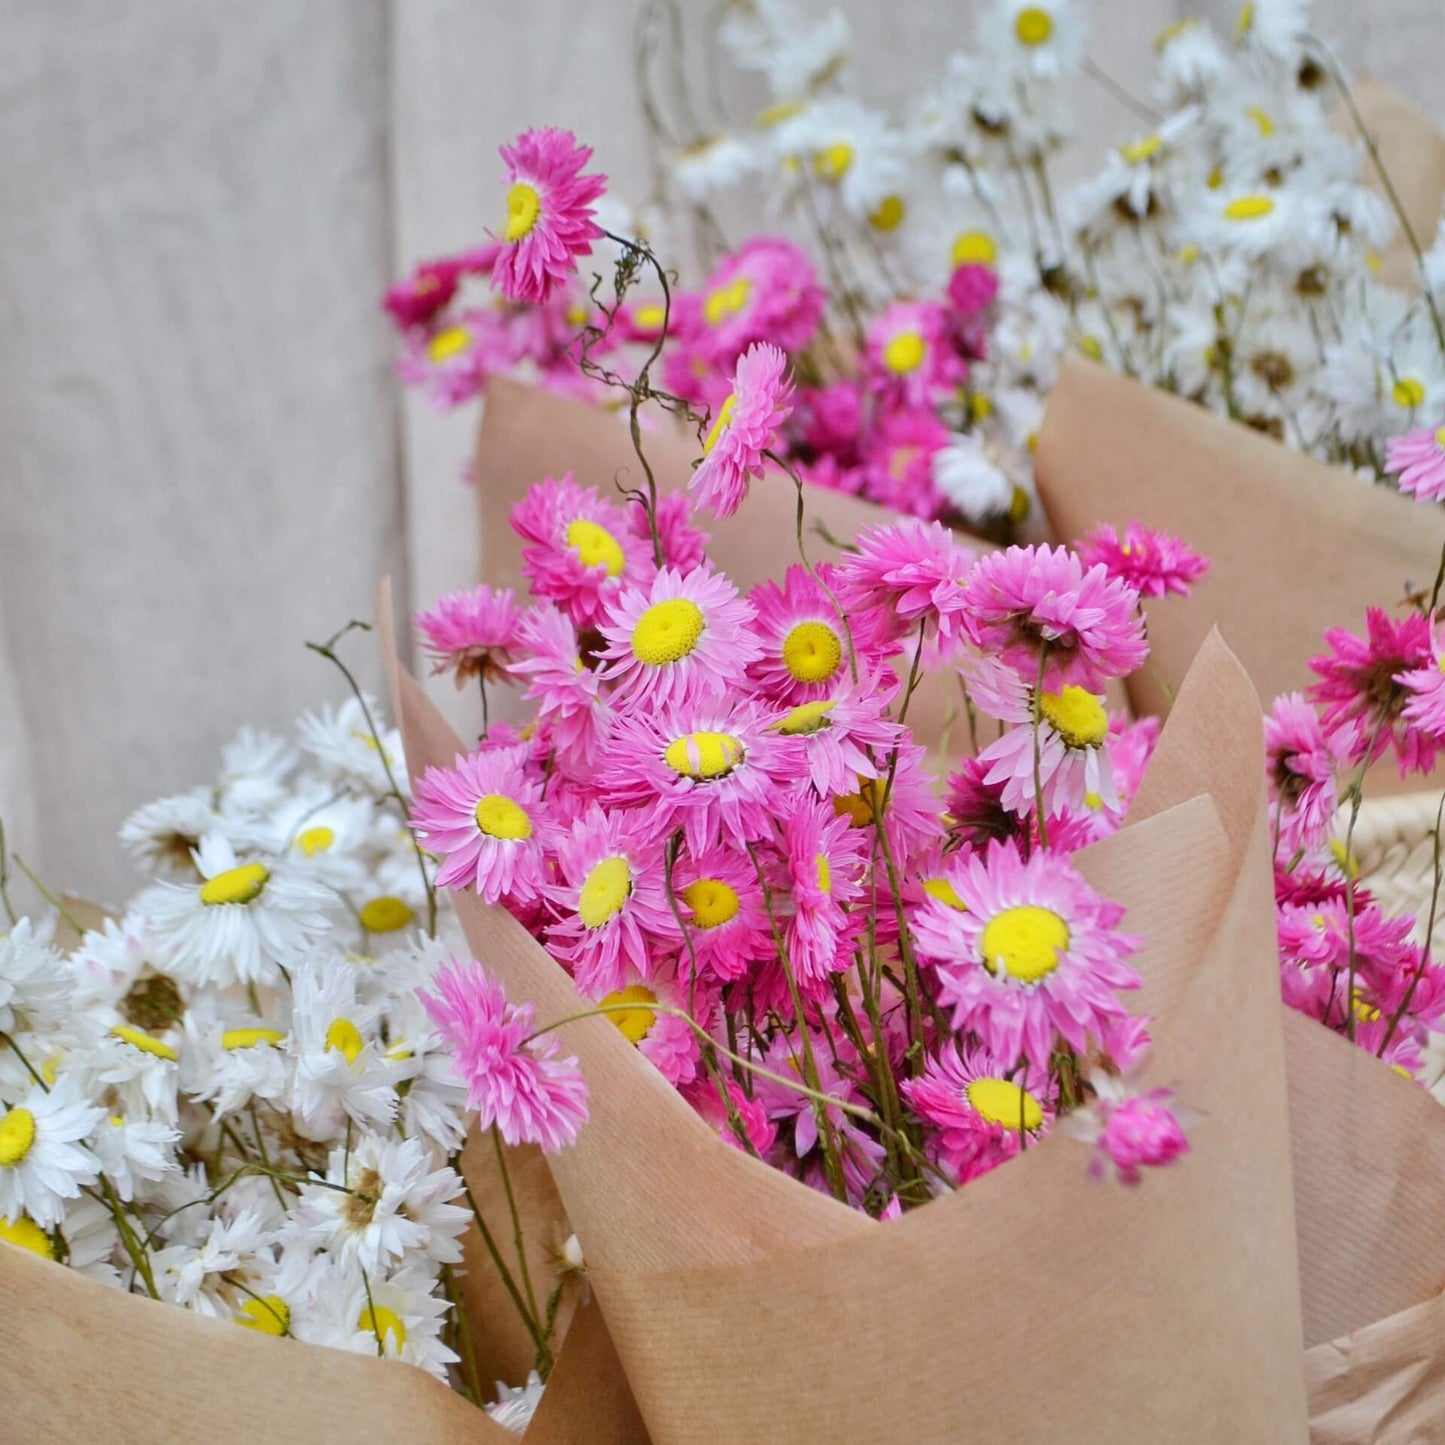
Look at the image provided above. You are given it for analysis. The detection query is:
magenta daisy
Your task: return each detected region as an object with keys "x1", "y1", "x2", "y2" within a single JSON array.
[
  {"x1": 689, "y1": 342, "x2": 795, "y2": 519},
  {"x1": 691, "y1": 236, "x2": 826, "y2": 362},
  {"x1": 396, "y1": 308, "x2": 509, "y2": 410},
  {"x1": 1386, "y1": 424, "x2": 1445, "y2": 503},
  {"x1": 859, "y1": 406, "x2": 952, "y2": 520},
  {"x1": 409, "y1": 750, "x2": 549, "y2": 905},
  {"x1": 415, "y1": 585, "x2": 523, "y2": 689},
  {"x1": 1265, "y1": 692, "x2": 1343, "y2": 853},
  {"x1": 595, "y1": 565, "x2": 762, "y2": 709},
  {"x1": 633, "y1": 491, "x2": 710, "y2": 574},
  {"x1": 490, "y1": 128, "x2": 606, "y2": 305},
  {"x1": 1399, "y1": 631, "x2": 1445, "y2": 743},
  {"x1": 781, "y1": 796, "x2": 868, "y2": 991},
  {"x1": 420, "y1": 958, "x2": 588, "y2": 1153},
  {"x1": 663, "y1": 843, "x2": 773, "y2": 983},
  {"x1": 749, "y1": 564, "x2": 866, "y2": 703},
  {"x1": 944, "y1": 758, "x2": 1021, "y2": 853},
  {"x1": 914, "y1": 839, "x2": 1143, "y2": 1074},
  {"x1": 1066, "y1": 1077, "x2": 1188, "y2": 1185},
  {"x1": 960, "y1": 544, "x2": 1148, "y2": 690},
  {"x1": 384, "y1": 255, "x2": 466, "y2": 331},
  {"x1": 506, "y1": 604, "x2": 609, "y2": 776},
  {"x1": 828, "y1": 741, "x2": 945, "y2": 858},
  {"x1": 946, "y1": 262, "x2": 1000, "y2": 321},
  {"x1": 765, "y1": 675, "x2": 903, "y2": 798},
  {"x1": 866, "y1": 300, "x2": 964, "y2": 407},
  {"x1": 1074, "y1": 523, "x2": 1210, "y2": 599},
  {"x1": 833, "y1": 518, "x2": 975, "y2": 647},
  {"x1": 587, "y1": 968, "x2": 710, "y2": 1088}
]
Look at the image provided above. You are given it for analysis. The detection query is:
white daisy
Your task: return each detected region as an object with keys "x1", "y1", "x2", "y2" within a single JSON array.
[
  {"x1": 1153, "y1": 18, "x2": 1229, "y2": 102},
  {"x1": 932, "y1": 432, "x2": 1015, "y2": 522},
  {"x1": 153, "y1": 1207, "x2": 274, "y2": 1317},
  {"x1": 719, "y1": 0, "x2": 851, "y2": 100},
  {"x1": 671, "y1": 133, "x2": 759, "y2": 205},
  {"x1": 0, "y1": 916, "x2": 71, "y2": 1037},
  {"x1": 90, "y1": 1112, "x2": 179, "y2": 1201},
  {"x1": 487, "y1": 1373, "x2": 546, "y2": 1434},
  {"x1": 58, "y1": 1193, "x2": 123, "y2": 1286},
  {"x1": 181, "y1": 1005, "x2": 292, "y2": 1118},
  {"x1": 297, "y1": 695, "x2": 409, "y2": 800},
  {"x1": 118, "y1": 788, "x2": 225, "y2": 876},
  {"x1": 977, "y1": 0, "x2": 1086, "y2": 81},
  {"x1": 772, "y1": 98, "x2": 905, "y2": 220},
  {"x1": 218, "y1": 725, "x2": 298, "y2": 817},
  {"x1": 0, "y1": 1080, "x2": 103, "y2": 1228}
]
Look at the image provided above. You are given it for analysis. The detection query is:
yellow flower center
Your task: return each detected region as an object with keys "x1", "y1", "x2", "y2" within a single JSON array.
[
  {"x1": 1154, "y1": 18, "x2": 1198, "y2": 50},
  {"x1": 813, "y1": 142, "x2": 854, "y2": 182},
  {"x1": 235, "y1": 1296, "x2": 290, "y2": 1336},
  {"x1": 756, "y1": 100, "x2": 804, "y2": 128},
  {"x1": 359, "y1": 896, "x2": 415, "y2": 934},
  {"x1": 869, "y1": 195, "x2": 906, "y2": 231},
  {"x1": 1038, "y1": 686, "x2": 1109, "y2": 748},
  {"x1": 970, "y1": 392, "x2": 994, "y2": 422},
  {"x1": 111, "y1": 1025, "x2": 179, "y2": 1062},
  {"x1": 1223, "y1": 194, "x2": 1275, "y2": 221},
  {"x1": 326, "y1": 1018, "x2": 364, "y2": 1064},
  {"x1": 704, "y1": 277, "x2": 753, "y2": 326},
  {"x1": 474, "y1": 794, "x2": 533, "y2": 841},
  {"x1": 1235, "y1": 1, "x2": 1255, "y2": 39},
  {"x1": 1365, "y1": 251, "x2": 1382, "y2": 274},
  {"x1": 1435, "y1": 426, "x2": 1445, "y2": 449},
  {"x1": 952, "y1": 230, "x2": 998, "y2": 266},
  {"x1": 579, "y1": 856, "x2": 632, "y2": 927},
  {"x1": 815, "y1": 855, "x2": 832, "y2": 895},
  {"x1": 296, "y1": 826, "x2": 335, "y2": 857},
  {"x1": 833, "y1": 778, "x2": 882, "y2": 828},
  {"x1": 980, "y1": 905, "x2": 1070, "y2": 984},
  {"x1": 703, "y1": 392, "x2": 738, "y2": 455},
  {"x1": 199, "y1": 863, "x2": 269, "y2": 907},
  {"x1": 1120, "y1": 134, "x2": 1163, "y2": 165},
  {"x1": 0, "y1": 1215, "x2": 53, "y2": 1258},
  {"x1": 1393, "y1": 377, "x2": 1426, "y2": 410},
  {"x1": 683, "y1": 878, "x2": 741, "y2": 929},
  {"x1": 1014, "y1": 6, "x2": 1054, "y2": 45},
  {"x1": 664, "y1": 731, "x2": 745, "y2": 780},
  {"x1": 1329, "y1": 837, "x2": 1359, "y2": 879},
  {"x1": 426, "y1": 326, "x2": 472, "y2": 363},
  {"x1": 922, "y1": 877, "x2": 967, "y2": 911},
  {"x1": 0, "y1": 1108, "x2": 37, "y2": 1168},
  {"x1": 883, "y1": 331, "x2": 927, "y2": 375},
  {"x1": 222, "y1": 1027, "x2": 286, "y2": 1051},
  {"x1": 966, "y1": 1076, "x2": 1044, "y2": 1131},
  {"x1": 1077, "y1": 334, "x2": 1104, "y2": 360},
  {"x1": 358, "y1": 1304, "x2": 407, "y2": 1351},
  {"x1": 1246, "y1": 105, "x2": 1275, "y2": 136},
  {"x1": 634, "y1": 303, "x2": 666, "y2": 330},
  {"x1": 1207, "y1": 166, "x2": 1224, "y2": 191},
  {"x1": 782, "y1": 621, "x2": 843, "y2": 683},
  {"x1": 503, "y1": 182, "x2": 541, "y2": 242},
  {"x1": 600, "y1": 983, "x2": 658, "y2": 1044},
  {"x1": 1084, "y1": 791, "x2": 1105, "y2": 810},
  {"x1": 1174, "y1": 243, "x2": 1201, "y2": 265},
  {"x1": 774, "y1": 700, "x2": 837, "y2": 736},
  {"x1": 566, "y1": 302, "x2": 588, "y2": 327},
  {"x1": 565, "y1": 517, "x2": 626, "y2": 577},
  {"x1": 632, "y1": 598, "x2": 706, "y2": 667}
]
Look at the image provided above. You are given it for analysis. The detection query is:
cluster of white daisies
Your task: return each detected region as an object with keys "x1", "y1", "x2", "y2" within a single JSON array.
[{"x1": 0, "y1": 694, "x2": 540, "y2": 1430}]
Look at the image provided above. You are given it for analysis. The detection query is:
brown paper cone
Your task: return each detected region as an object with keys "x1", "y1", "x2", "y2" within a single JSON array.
[{"x1": 385, "y1": 557, "x2": 1312, "y2": 1441}]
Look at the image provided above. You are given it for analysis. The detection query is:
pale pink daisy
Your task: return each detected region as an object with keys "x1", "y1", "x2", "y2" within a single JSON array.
[
  {"x1": 1386, "y1": 424, "x2": 1445, "y2": 503},
  {"x1": 663, "y1": 844, "x2": 774, "y2": 983},
  {"x1": 866, "y1": 300, "x2": 965, "y2": 407},
  {"x1": 833, "y1": 518, "x2": 974, "y2": 646},
  {"x1": 689, "y1": 342, "x2": 794, "y2": 519},
  {"x1": 1265, "y1": 692, "x2": 1343, "y2": 853},
  {"x1": 595, "y1": 565, "x2": 761, "y2": 710},
  {"x1": 1075, "y1": 523, "x2": 1209, "y2": 599},
  {"x1": 691, "y1": 237, "x2": 825, "y2": 362},
  {"x1": 506, "y1": 604, "x2": 609, "y2": 776},
  {"x1": 913, "y1": 839, "x2": 1143, "y2": 1074},
  {"x1": 490, "y1": 128, "x2": 606, "y2": 305},
  {"x1": 765, "y1": 678, "x2": 903, "y2": 798},
  {"x1": 409, "y1": 750, "x2": 549, "y2": 905},
  {"x1": 420, "y1": 958, "x2": 587, "y2": 1152},
  {"x1": 1065, "y1": 1076, "x2": 1189, "y2": 1185},
  {"x1": 1401, "y1": 635, "x2": 1445, "y2": 751},
  {"x1": 415, "y1": 585, "x2": 523, "y2": 689},
  {"x1": 781, "y1": 796, "x2": 868, "y2": 991},
  {"x1": 586, "y1": 969, "x2": 710, "y2": 1088}
]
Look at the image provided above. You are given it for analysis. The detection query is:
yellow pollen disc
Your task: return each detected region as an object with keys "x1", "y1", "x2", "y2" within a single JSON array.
[
  {"x1": 503, "y1": 181, "x2": 541, "y2": 242},
  {"x1": 869, "y1": 195, "x2": 906, "y2": 231},
  {"x1": 1365, "y1": 250, "x2": 1382, "y2": 274},
  {"x1": 703, "y1": 392, "x2": 738, "y2": 455},
  {"x1": 1038, "y1": 686, "x2": 1109, "y2": 748},
  {"x1": 223, "y1": 1027, "x2": 286, "y2": 1051},
  {"x1": 111, "y1": 1025, "x2": 179, "y2": 1062},
  {"x1": 774, "y1": 701, "x2": 837, "y2": 737},
  {"x1": 565, "y1": 517, "x2": 626, "y2": 577},
  {"x1": 813, "y1": 142, "x2": 855, "y2": 182},
  {"x1": 1077, "y1": 335, "x2": 1103, "y2": 360},
  {"x1": 833, "y1": 778, "x2": 882, "y2": 828},
  {"x1": 1083, "y1": 791, "x2": 1105, "y2": 811},
  {"x1": 664, "y1": 731, "x2": 745, "y2": 783},
  {"x1": 1352, "y1": 991, "x2": 1381, "y2": 1024},
  {"x1": 756, "y1": 100, "x2": 804, "y2": 128},
  {"x1": 1009, "y1": 486, "x2": 1033, "y2": 523},
  {"x1": 1329, "y1": 837, "x2": 1359, "y2": 879},
  {"x1": 566, "y1": 303, "x2": 588, "y2": 327},
  {"x1": 296, "y1": 825, "x2": 334, "y2": 857},
  {"x1": 980, "y1": 905, "x2": 1070, "y2": 984},
  {"x1": 951, "y1": 231, "x2": 997, "y2": 267},
  {"x1": 1435, "y1": 426, "x2": 1445, "y2": 449},
  {"x1": 474, "y1": 793, "x2": 533, "y2": 841},
  {"x1": 966, "y1": 1076, "x2": 1044, "y2": 1131},
  {"x1": 579, "y1": 856, "x2": 632, "y2": 928},
  {"x1": 970, "y1": 392, "x2": 994, "y2": 422},
  {"x1": 0, "y1": 1215, "x2": 53, "y2": 1258},
  {"x1": 0, "y1": 1108, "x2": 37, "y2": 1168},
  {"x1": 631, "y1": 598, "x2": 706, "y2": 666},
  {"x1": 883, "y1": 331, "x2": 927, "y2": 375},
  {"x1": 1246, "y1": 105, "x2": 1275, "y2": 136},
  {"x1": 358, "y1": 1304, "x2": 407, "y2": 1351},
  {"x1": 1120, "y1": 134, "x2": 1163, "y2": 165},
  {"x1": 1154, "y1": 17, "x2": 1198, "y2": 50},
  {"x1": 782, "y1": 621, "x2": 843, "y2": 684},
  {"x1": 635, "y1": 303, "x2": 666, "y2": 330},
  {"x1": 235, "y1": 1296, "x2": 290, "y2": 1336},
  {"x1": 325, "y1": 1017, "x2": 364, "y2": 1065},
  {"x1": 1235, "y1": 1, "x2": 1255, "y2": 39},
  {"x1": 1393, "y1": 377, "x2": 1426, "y2": 410},
  {"x1": 426, "y1": 326, "x2": 472, "y2": 363},
  {"x1": 922, "y1": 877, "x2": 967, "y2": 911},
  {"x1": 1224, "y1": 194, "x2": 1275, "y2": 221},
  {"x1": 815, "y1": 854, "x2": 832, "y2": 895},
  {"x1": 199, "y1": 862, "x2": 269, "y2": 907},
  {"x1": 1014, "y1": 6, "x2": 1054, "y2": 45},
  {"x1": 1174, "y1": 243, "x2": 1201, "y2": 265},
  {"x1": 359, "y1": 896, "x2": 415, "y2": 934},
  {"x1": 683, "y1": 878, "x2": 741, "y2": 929},
  {"x1": 41, "y1": 1056, "x2": 60, "y2": 1086},
  {"x1": 703, "y1": 277, "x2": 753, "y2": 326},
  {"x1": 600, "y1": 983, "x2": 659, "y2": 1044}
]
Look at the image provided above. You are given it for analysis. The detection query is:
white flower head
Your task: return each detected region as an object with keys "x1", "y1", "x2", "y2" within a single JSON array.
[
  {"x1": 0, "y1": 1080, "x2": 103, "y2": 1228},
  {"x1": 90, "y1": 1112, "x2": 180, "y2": 1201},
  {"x1": 0, "y1": 917, "x2": 71, "y2": 1037},
  {"x1": 297, "y1": 695, "x2": 409, "y2": 800}
]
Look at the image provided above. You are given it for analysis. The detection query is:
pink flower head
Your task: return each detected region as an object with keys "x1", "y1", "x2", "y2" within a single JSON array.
[
  {"x1": 1075, "y1": 523, "x2": 1209, "y2": 600},
  {"x1": 1265, "y1": 692, "x2": 1343, "y2": 854},
  {"x1": 859, "y1": 406, "x2": 952, "y2": 520},
  {"x1": 799, "y1": 383, "x2": 864, "y2": 466},
  {"x1": 585, "y1": 968, "x2": 709, "y2": 1089},
  {"x1": 694, "y1": 237, "x2": 825, "y2": 361},
  {"x1": 749, "y1": 564, "x2": 870, "y2": 703},
  {"x1": 490, "y1": 128, "x2": 606, "y2": 305},
  {"x1": 866, "y1": 300, "x2": 964, "y2": 406},
  {"x1": 663, "y1": 843, "x2": 774, "y2": 983},
  {"x1": 827, "y1": 740, "x2": 945, "y2": 859},
  {"x1": 689, "y1": 342, "x2": 794, "y2": 519},
  {"x1": 914, "y1": 839, "x2": 1143, "y2": 1075},
  {"x1": 507, "y1": 604, "x2": 609, "y2": 775},
  {"x1": 945, "y1": 757, "x2": 1023, "y2": 852},
  {"x1": 688, "y1": 1075, "x2": 778, "y2": 1157},
  {"x1": 420, "y1": 959, "x2": 588, "y2": 1152},
  {"x1": 764, "y1": 672, "x2": 902, "y2": 798},
  {"x1": 416, "y1": 585, "x2": 523, "y2": 689},
  {"x1": 396, "y1": 309, "x2": 510, "y2": 410},
  {"x1": 946, "y1": 262, "x2": 1000, "y2": 321},
  {"x1": 1398, "y1": 627, "x2": 1445, "y2": 747},
  {"x1": 632, "y1": 491, "x2": 710, "y2": 574},
  {"x1": 834, "y1": 518, "x2": 974, "y2": 646},
  {"x1": 960, "y1": 544, "x2": 1148, "y2": 690},
  {"x1": 410, "y1": 749, "x2": 549, "y2": 905},
  {"x1": 384, "y1": 256, "x2": 466, "y2": 331},
  {"x1": 781, "y1": 795, "x2": 868, "y2": 990},
  {"x1": 1070, "y1": 1078, "x2": 1188, "y2": 1185},
  {"x1": 1386, "y1": 424, "x2": 1445, "y2": 503},
  {"x1": 595, "y1": 565, "x2": 762, "y2": 709}
]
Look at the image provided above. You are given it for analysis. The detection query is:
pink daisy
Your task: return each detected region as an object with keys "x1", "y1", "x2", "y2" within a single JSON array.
[
  {"x1": 663, "y1": 843, "x2": 774, "y2": 983},
  {"x1": 631, "y1": 491, "x2": 710, "y2": 574},
  {"x1": 1265, "y1": 693, "x2": 1343, "y2": 853},
  {"x1": 384, "y1": 255, "x2": 466, "y2": 331},
  {"x1": 859, "y1": 407, "x2": 952, "y2": 520},
  {"x1": 781, "y1": 796, "x2": 868, "y2": 991},
  {"x1": 689, "y1": 343, "x2": 795, "y2": 519},
  {"x1": 1074, "y1": 523, "x2": 1210, "y2": 600},
  {"x1": 960, "y1": 544, "x2": 1148, "y2": 690},
  {"x1": 1386, "y1": 424, "x2": 1445, "y2": 503},
  {"x1": 415, "y1": 585, "x2": 523, "y2": 689},
  {"x1": 946, "y1": 262, "x2": 1000, "y2": 322},
  {"x1": 764, "y1": 677, "x2": 903, "y2": 799},
  {"x1": 396, "y1": 308, "x2": 510, "y2": 410},
  {"x1": 506, "y1": 604, "x2": 610, "y2": 776},
  {"x1": 833, "y1": 518, "x2": 975, "y2": 647},
  {"x1": 1065, "y1": 1077, "x2": 1188, "y2": 1185},
  {"x1": 944, "y1": 758, "x2": 1023, "y2": 852},
  {"x1": 866, "y1": 300, "x2": 965, "y2": 407},
  {"x1": 595, "y1": 565, "x2": 762, "y2": 710},
  {"x1": 798, "y1": 383, "x2": 864, "y2": 467},
  {"x1": 586, "y1": 969, "x2": 710, "y2": 1089},
  {"x1": 691, "y1": 237, "x2": 826, "y2": 362},
  {"x1": 749, "y1": 564, "x2": 870, "y2": 703},
  {"x1": 913, "y1": 839, "x2": 1143, "y2": 1075},
  {"x1": 828, "y1": 741, "x2": 945, "y2": 859},
  {"x1": 410, "y1": 750, "x2": 549, "y2": 905},
  {"x1": 420, "y1": 958, "x2": 588, "y2": 1153},
  {"x1": 1399, "y1": 631, "x2": 1445, "y2": 742},
  {"x1": 687, "y1": 1075, "x2": 778, "y2": 1157},
  {"x1": 490, "y1": 128, "x2": 606, "y2": 305}
]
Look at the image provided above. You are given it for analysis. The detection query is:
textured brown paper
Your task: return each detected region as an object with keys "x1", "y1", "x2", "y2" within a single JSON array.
[{"x1": 386, "y1": 572, "x2": 1312, "y2": 1442}]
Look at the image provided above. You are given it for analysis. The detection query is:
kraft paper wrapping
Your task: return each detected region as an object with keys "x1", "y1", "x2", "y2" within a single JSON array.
[{"x1": 384, "y1": 579, "x2": 1313, "y2": 1440}]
